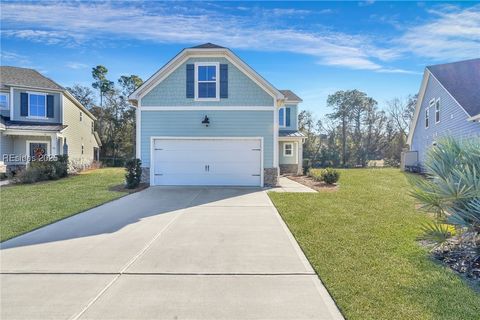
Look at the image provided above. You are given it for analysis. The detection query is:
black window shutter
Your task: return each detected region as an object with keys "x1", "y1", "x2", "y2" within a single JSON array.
[
  {"x1": 47, "y1": 95, "x2": 54, "y2": 118},
  {"x1": 220, "y1": 64, "x2": 228, "y2": 98},
  {"x1": 20, "y1": 92, "x2": 28, "y2": 116},
  {"x1": 186, "y1": 64, "x2": 194, "y2": 98},
  {"x1": 286, "y1": 107, "x2": 291, "y2": 127}
]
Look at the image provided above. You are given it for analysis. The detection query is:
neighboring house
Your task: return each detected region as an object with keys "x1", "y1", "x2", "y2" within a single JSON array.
[
  {"x1": 129, "y1": 43, "x2": 305, "y2": 187},
  {"x1": 0, "y1": 66, "x2": 101, "y2": 173},
  {"x1": 406, "y1": 59, "x2": 480, "y2": 169}
]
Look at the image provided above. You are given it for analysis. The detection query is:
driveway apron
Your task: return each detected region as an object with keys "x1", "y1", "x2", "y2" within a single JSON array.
[{"x1": 1, "y1": 187, "x2": 343, "y2": 319}]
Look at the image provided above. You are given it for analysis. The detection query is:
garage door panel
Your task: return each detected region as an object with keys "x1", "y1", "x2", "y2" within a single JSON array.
[{"x1": 152, "y1": 138, "x2": 262, "y2": 186}]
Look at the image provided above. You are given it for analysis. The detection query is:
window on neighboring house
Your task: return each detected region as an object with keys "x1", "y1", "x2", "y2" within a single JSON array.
[
  {"x1": 0, "y1": 93, "x2": 9, "y2": 109},
  {"x1": 29, "y1": 93, "x2": 46, "y2": 117},
  {"x1": 283, "y1": 143, "x2": 293, "y2": 157},
  {"x1": 435, "y1": 99, "x2": 440, "y2": 123},
  {"x1": 279, "y1": 107, "x2": 286, "y2": 127},
  {"x1": 80, "y1": 112, "x2": 83, "y2": 121},
  {"x1": 196, "y1": 64, "x2": 218, "y2": 99},
  {"x1": 91, "y1": 121, "x2": 94, "y2": 134},
  {"x1": 81, "y1": 144, "x2": 84, "y2": 155}
]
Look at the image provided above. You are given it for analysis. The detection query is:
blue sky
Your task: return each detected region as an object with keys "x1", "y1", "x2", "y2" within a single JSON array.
[{"x1": 1, "y1": 1, "x2": 479, "y2": 117}]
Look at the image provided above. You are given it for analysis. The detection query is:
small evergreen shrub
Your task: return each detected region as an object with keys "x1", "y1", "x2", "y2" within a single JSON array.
[
  {"x1": 125, "y1": 158, "x2": 142, "y2": 189},
  {"x1": 320, "y1": 168, "x2": 340, "y2": 184},
  {"x1": 15, "y1": 156, "x2": 69, "y2": 184}
]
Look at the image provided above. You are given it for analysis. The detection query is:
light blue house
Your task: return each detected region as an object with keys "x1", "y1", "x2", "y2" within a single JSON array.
[
  {"x1": 406, "y1": 59, "x2": 480, "y2": 169},
  {"x1": 129, "y1": 43, "x2": 305, "y2": 187}
]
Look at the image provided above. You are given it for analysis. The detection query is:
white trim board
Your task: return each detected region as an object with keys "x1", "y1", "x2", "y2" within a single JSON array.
[
  {"x1": 140, "y1": 106, "x2": 275, "y2": 111},
  {"x1": 129, "y1": 48, "x2": 284, "y2": 103}
]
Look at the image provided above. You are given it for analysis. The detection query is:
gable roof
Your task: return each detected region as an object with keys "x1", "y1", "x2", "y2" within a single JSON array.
[
  {"x1": 129, "y1": 44, "x2": 284, "y2": 104},
  {"x1": 0, "y1": 66, "x2": 96, "y2": 121},
  {"x1": 426, "y1": 58, "x2": 480, "y2": 117},
  {"x1": 190, "y1": 43, "x2": 225, "y2": 49},
  {"x1": 0, "y1": 66, "x2": 64, "y2": 91},
  {"x1": 279, "y1": 90, "x2": 302, "y2": 103}
]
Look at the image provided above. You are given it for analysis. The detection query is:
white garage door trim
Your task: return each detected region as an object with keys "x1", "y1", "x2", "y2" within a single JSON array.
[{"x1": 150, "y1": 136, "x2": 264, "y2": 187}]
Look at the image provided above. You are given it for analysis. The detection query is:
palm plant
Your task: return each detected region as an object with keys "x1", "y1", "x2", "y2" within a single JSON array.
[{"x1": 410, "y1": 137, "x2": 480, "y2": 230}]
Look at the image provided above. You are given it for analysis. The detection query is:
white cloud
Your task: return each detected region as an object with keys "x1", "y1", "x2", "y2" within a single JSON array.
[
  {"x1": 0, "y1": 50, "x2": 31, "y2": 65},
  {"x1": 397, "y1": 5, "x2": 480, "y2": 61},
  {"x1": 3, "y1": 1, "x2": 472, "y2": 73},
  {"x1": 66, "y1": 62, "x2": 89, "y2": 69}
]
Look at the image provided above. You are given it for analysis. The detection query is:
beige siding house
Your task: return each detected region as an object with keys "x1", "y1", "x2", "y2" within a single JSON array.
[{"x1": 0, "y1": 66, "x2": 100, "y2": 172}]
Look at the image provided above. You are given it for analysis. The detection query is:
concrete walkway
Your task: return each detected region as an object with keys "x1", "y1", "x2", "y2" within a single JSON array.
[
  {"x1": 269, "y1": 176, "x2": 317, "y2": 193},
  {"x1": 1, "y1": 187, "x2": 342, "y2": 319}
]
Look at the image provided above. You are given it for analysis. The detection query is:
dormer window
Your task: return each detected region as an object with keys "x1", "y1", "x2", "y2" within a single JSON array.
[
  {"x1": 0, "y1": 93, "x2": 9, "y2": 109},
  {"x1": 195, "y1": 63, "x2": 219, "y2": 100}
]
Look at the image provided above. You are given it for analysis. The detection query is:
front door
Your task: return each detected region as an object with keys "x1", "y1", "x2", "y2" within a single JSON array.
[{"x1": 29, "y1": 143, "x2": 48, "y2": 160}]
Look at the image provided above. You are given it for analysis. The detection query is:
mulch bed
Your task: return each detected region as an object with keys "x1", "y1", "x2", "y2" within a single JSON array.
[
  {"x1": 109, "y1": 183, "x2": 149, "y2": 194},
  {"x1": 286, "y1": 175, "x2": 339, "y2": 192}
]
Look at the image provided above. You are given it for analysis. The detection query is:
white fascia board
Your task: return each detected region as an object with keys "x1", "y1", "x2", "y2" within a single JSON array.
[
  {"x1": 129, "y1": 48, "x2": 285, "y2": 103},
  {"x1": 140, "y1": 106, "x2": 275, "y2": 111},
  {"x1": 407, "y1": 69, "x2": 429, "y2": 146}
]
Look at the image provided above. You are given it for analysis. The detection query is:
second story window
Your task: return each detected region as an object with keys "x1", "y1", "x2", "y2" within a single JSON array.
[
  {"x1": 80, "y1": 112, "x2": 83, "y2": 121},
  {"x1": 279, "y1": 107, "x2": 286, "y2": 127},
  {"x1": 91, "y1": 121, "x2": 94, "y2": 134},
  {"x1": 29, "y1": 93, "x2": 46, "y2": 118},
  {"x1": 435, "y1": 99, "x2": 440, "y2": 123},
  {"x1": 0, "y1": 93, "x2": 9, "y2": 109},
  {"x1": 196, "y1": 63, "x2": 218, "y2": 100}
]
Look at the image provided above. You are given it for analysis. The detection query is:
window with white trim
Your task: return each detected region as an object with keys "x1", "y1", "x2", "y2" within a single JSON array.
[
  {"x1": 0, "y1": 93, "x2": 9, "y2": 109},
  {"x1": 81, "y1": 144, "x2": 84, "y2": 155},
  {"x1": 279, "y1": 107, "x2": 286, "y2": 127},
  {"x1": 29, "y1": 93, "x2": 46, "y2": 117},
  {"x1": 283, "y1": 143, "x2": 293, "y2": 157},
  {"x1": 80, "y1": 111, "x2": 83, "y2": 121},
  {"x1": 435, "y1": 99, "x2": 440, "y2": 123},
  {"x1": 196, "y1": 64, "x2": 218, "y2": 99}
]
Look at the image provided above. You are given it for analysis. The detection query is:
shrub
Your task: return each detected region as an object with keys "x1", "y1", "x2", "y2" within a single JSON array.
[
  {"x1": 15, "y1": 156, "x2": 69, "y2": 184},
  {"x1": 307, "y1": 168, "x2": 322, "y2": 181},
  {"x1": 125, "y1": 158, "x2": 142, "y2": 189},
  {"x1": 321, "y1": 167, "x2": 340, "y2": 184}
]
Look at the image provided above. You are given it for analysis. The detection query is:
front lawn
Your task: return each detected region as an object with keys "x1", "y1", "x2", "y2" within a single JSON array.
[
  {"x1": 269, "y1": 169, "x2": 480, "y2": 320},
  {"x1": 0, "y1": 168, "x2": 127, "y2": 242}
]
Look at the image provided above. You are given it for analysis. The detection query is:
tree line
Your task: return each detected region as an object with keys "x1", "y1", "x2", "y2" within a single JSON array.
[
  {"x1": 299, "y1": 90, "x2": 416, "y2": 168},
  {"x1": 68, "y1": 69, "x2": 414, "y2": 168},
  {"x1": 67, "y1": 66, "x2": 143, "y2": 165}
]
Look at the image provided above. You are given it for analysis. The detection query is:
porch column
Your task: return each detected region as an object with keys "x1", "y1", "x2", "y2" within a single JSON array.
[
  {"x1": 297, "y1": 141, "x2": 303, "y2": 175},
  {"x1": 50, "y1": 134, "x2": 57, "y2": 155}
]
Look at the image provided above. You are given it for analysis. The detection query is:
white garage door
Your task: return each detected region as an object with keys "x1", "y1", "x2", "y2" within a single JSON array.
[{"x1": 152, "y1": 138, "x2": 262, "y2": 186}]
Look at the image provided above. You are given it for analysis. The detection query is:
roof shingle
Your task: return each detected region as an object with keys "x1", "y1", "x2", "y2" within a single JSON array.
[
  {"x1": 0, "y1": 66, "x2": 64, "y2": 91},
  {"x1": 279, "y1": 89, "x2": 302, "y2": 102},
  {"x1": 427, "y1": 58, "x2": 480, "y2": 117},
  {"x1": 190, "y1": 43, "x2": 225, "y2": 49}
]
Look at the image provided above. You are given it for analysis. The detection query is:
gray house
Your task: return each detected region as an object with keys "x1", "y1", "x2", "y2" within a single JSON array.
[
  {"x1": 406, "y1": 59, "x2": 480, "y2": 169},
  {"x1": 0, "y1": 66, "x2": 101, "y2": 173},
  {"x1": 129, "y1": 43, "x2": 305, "y2": 187}
]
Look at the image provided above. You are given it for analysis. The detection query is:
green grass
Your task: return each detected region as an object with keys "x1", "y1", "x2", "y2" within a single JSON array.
[
  {"x1": 0, "y1": 168, "x2": 127, "y2": 242},
  {"x1": 269, "y1": 168, "x2": 480, "y2": 320}
]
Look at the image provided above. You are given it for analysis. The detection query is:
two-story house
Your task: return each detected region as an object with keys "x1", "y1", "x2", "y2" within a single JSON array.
[
  {"x1": 0, "y1": 66, "x2": 101, "y2": 173},
  {"x1": 406, "y1": 59, "x2": 480, "y2": 169},
  {"x1": 129, "y1": 43, "x2": 305, "y2": 187}
]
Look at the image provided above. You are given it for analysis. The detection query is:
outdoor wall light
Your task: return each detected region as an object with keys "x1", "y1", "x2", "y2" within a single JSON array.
[{"x1": 202, "y1": 115, "x2": 210, "y2": 127}]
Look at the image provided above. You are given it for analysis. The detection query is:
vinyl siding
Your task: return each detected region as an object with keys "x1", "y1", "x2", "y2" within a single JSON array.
[
  {"x1": 62, "y1": 94, "x2": 98, "y2": 165},
  {"x1": 411, "y1": 74, "x2": 480, "y2": 163},
  {"x1": 12, "y1": 89, "x2": 62, "y2": 123},
  {"x1": 280, "y1": 104, "x2": 298, "y2": 130},
  {"x1": 0, "y1": 133, "x2": 14, "y2": 163},
  {"x1": 140, "y1": 110, "x2": 274, "y2": 168},
  {"x1": 279, "y1": 141, "x2": 298, "y2": 164},
  {"x1": 141, "y1": 57, "x2": 274, "y2": 107}
]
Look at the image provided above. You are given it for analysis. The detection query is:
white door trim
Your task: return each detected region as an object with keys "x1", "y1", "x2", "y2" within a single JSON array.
[{"x1": 150, "y1": 136, "x2": 264, "y2": 187}]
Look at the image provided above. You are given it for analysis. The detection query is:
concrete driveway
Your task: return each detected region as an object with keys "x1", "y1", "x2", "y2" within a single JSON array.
[{"x1": 1, "y1": 187, "x2": 343, "y2": 320}]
